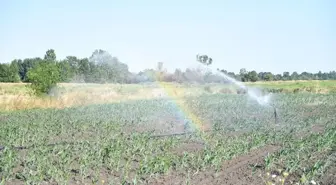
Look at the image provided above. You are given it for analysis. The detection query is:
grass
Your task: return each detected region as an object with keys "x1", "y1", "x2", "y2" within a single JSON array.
[
  {"x1": 0, "y1": 81, "x2": 335, "y2": 184},
  {"x1": 246, "y1": 80, "x2": 336, "y2": 93},
  {"x1": 1, "y1": 80, "x2": 335, "y2": 111}
]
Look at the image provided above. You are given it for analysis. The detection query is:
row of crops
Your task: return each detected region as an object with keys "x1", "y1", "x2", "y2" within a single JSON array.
[{"x1": 0, "y1": 93, "x2": 335, "y2": 184}]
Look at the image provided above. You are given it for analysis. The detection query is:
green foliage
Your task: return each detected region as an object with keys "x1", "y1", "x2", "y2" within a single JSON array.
[
  {"x1": 56, "y1": 60, "x2": 74, "y2": 82},
  {"x1": 9, "y1": 60, "x2": 20, "y2": 82},
  {"x1": 1, "y1": 48, "x2": 336, "y2": 83},
  {"x1": 44, "y1": 49, "x2": 56, "y2": 61},
  {"x1": 0, "y1": 62, "x2": 20, "y2": 82},
  {"x1": 248, "y1": 70, "x2": 259, "y2": 82},
  {"x1": 27, "y1": 61, "x2": 60, "y2": 95},
  {"x1": 0, "y1": 64, "x2": 12, "y2": 82},
  {"x1": 263, "y1": 73, "x2": 273, "y2": 81}
]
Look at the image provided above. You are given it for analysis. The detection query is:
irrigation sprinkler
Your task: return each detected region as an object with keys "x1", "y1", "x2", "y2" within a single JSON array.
[
  {"x1": 273, "y1": 105, "x2": 279, "y2": 125},
  {"x1": 196, "y1": 54, "x2": 279, "y2": 125}
]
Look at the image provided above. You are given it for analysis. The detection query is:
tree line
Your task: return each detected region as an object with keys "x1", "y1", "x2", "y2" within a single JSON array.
[{"x1": 0, "y1": 49, "x2": 335, "y2": 91}]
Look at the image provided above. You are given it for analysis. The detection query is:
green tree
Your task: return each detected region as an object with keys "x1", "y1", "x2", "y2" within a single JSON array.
[
  {"x1": 258, "y1": 72, "x2": 265, "y2": 81},
  {"x1": 57, "y1": 60, "x2": 74, "y2": 82},
  {"x1": 291, "y1": 71, "x2": 299, "y2": 80},
  {"x1": 27, "y1": 61, "x2": 60, "y2": 95},
  {"x1": 88, "y1": 49, "x2": 130, "y2": 83},
  {"x1": 239, "y1": 68, "x2": 248, "y2": 82},
  {"x1": 247, "y1": 70, "x2": 258, "y2": 82},
  {"x1": 263, "y1": 72, "x2": 273, "y2": 81},
  {"x1": 0, "y1": 64, "x2": 11, "y2": 82},
  {"x1": 19, "y1": 58, "x2": 42, "y2": 82},
  {"x1": 0, "y1": 62, "x2": 20, "y2": 82},
  {"x1": 274, "y1": 74, "x2": 282, "y2": 81},
  {"x1": 283, "y1": 72, "x2": 290, "y2": 80},
  {"x1": 9, "y1": 60, "x2": 20, "y2": 82},
  {"x1": 44, "y1": 49, "x2": 56, "y2": 61},
  {"x1": 78, "y1": 58, "x2": 90, "y2": 82}
]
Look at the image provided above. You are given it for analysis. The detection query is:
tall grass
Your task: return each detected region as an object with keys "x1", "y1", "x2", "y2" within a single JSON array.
[{"x1": 0, "y1": 81, "x2": 335, "y2": 111}]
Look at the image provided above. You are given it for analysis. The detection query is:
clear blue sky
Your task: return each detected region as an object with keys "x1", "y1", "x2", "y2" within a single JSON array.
[{"x1": 1, "y1": 0, "x2": 335, "y2": 74}]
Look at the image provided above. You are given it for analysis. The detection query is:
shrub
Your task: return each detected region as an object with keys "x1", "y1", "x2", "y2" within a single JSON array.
[
  {"x1": 27, "y1": 61, "x2": 60, "y2": 95},
  {"x1": 204, "y1": 85, "x2": 212, "y2": 93}
]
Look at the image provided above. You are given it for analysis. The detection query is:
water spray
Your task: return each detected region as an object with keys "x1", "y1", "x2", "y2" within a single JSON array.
[{"x1": 196, "y1": 54, "x2": 279, "y2": 125}]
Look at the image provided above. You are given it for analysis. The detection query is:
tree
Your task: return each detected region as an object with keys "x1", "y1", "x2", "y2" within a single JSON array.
[
  {"x1": 283, "y1": 72, "x2": 290, "y2": 80},
  {"x1": 18, "y1": 57, "x2": 42, "y2": 82},
  {"x1": 263, "y1": 72, "x2": 273, "y2": 81},
  {"x1": 0, "y1": 64, "x2": 11, "y2": 82},
  {"x1": 291, "y1": 72, "x2": 299, "y2": 80},
  {"x1": 258, "y1": 72, "x2": 265, "y2": 81},
  {"x1": 27, "y1": 61, "x2": 60, "y2": 95},
  {"x1": 239, "y1": 68, "x2": 248, "y2": 82},
  {"x1": 220, "y1": 69, "x2": 228, "y2": 74},
  {"x1": 88, "y1": 49, "x2": 130, "y2": 83},
  {"x1": 44, "y1": 49, "x2": 57, "y2": 61},
  {"x1": 196, "y1": 54, "x2": 212, "y2": 65},
  {"x1": 274, "y1": 74, "x2": 282, "y2": 81},
  {"x1": 227, "y1": 72, "x2": 236, "y2": 78},
  {"x1": 57, "y1": 60, "x2": 74, "y2": 82},
  {"x1": 0, "y1": 62, "x2": 20, "y2": 82},
  {"x1": 77, "y1": 58, "x2": 90, "y2": 82},
  {"x1": 247, "y1": 70, "x2": 258, "y2": 82},
  {"x1": 9, "y1": 60, "x2": 20, "y2": 82}
]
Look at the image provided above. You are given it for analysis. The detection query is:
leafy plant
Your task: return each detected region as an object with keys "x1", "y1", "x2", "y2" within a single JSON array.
[{"x1": 27, "y1": 61, "x2": 60, "y2": 95}]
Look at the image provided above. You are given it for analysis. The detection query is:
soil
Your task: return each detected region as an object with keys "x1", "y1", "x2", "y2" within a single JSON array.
[
  {"x1": 319, "y1": 165, "x2": 336, "y2": 185},
  {"x1": 295, "y1": 124, "x2": 325, "y2": 139},
  {"x1": 146, "y1": 145, "x2": 281, "y2": 185},
  {"x1": 3, "y1": 124, "x2": 333, "y2": 185},
  {"x1": 171, "y1": 142, "x2": 205, "y2": 156},
  {"x1": 311, "y1": 124, "x2": 325, "y2": 134},
  {"x1": 5, "y1": 141, "x2": 335, "y2": 185}
]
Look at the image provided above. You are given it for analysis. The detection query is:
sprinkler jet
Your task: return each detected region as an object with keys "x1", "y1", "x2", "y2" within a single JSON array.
[
  {"x1": 196, "y1": 54, "x2": 279, "y2": 125},
  {"x1": 273, "y1": 105, "x2": 279, "y2": 125}
]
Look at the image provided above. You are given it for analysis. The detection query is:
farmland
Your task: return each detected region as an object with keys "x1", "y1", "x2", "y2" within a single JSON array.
[
  {"x1": 1, "y1": 80, "x2": 336, "y2": 111},
  {"x1": 0, "y1": 81, "x2": 335, "y2": 185}
]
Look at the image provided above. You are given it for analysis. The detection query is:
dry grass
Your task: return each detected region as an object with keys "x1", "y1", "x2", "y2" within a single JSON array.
[
  {"x1": 0, "y1": 83, "x2": 201, "y2": 111},
  {"x1": 1, "y1": 80, "x2": 335, "y2": 111}
]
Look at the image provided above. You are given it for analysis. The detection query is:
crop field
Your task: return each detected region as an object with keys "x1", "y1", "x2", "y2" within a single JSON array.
[{"x1": 0, "y1": 82, "x2": 336, "y2": 185}]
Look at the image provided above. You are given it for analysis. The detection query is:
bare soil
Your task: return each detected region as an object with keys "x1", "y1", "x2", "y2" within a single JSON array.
[
  {"x1": 319, "y1": 165, "x2": 336, "y2": 185},
  {"x1": 5, "y1": 141, "x2": 335, "y2": 185},
  {"x1": 146, "y1": 145, "x2": 281, "y2": 185},
  {"x1": 3, "y1": 124, "x2": 333, "y2": 185},
  {"x1": 171, "y1": 142, "x2": 205, "y2": 156},
  {"x1": 295, "y1": 124, "x2": 325, "y2": 139}
]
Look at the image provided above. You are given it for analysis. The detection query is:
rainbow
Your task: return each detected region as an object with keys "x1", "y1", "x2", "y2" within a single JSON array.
[{"x1": 154, "y1": 80, "x2": 210, "y2": 134}]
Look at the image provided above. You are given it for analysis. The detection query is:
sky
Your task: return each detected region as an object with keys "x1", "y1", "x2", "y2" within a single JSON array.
[{"x1": 0, "y1": 0, "x2": 335, "y2": 74}]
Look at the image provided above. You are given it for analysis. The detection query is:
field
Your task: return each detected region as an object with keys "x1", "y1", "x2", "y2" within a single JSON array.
[
  {"x1": 1, "y1": 80, "x2": 336, "y2": 112},
  {"x1": 0, "y1": 81, "x2": 335, "y2": 185}
]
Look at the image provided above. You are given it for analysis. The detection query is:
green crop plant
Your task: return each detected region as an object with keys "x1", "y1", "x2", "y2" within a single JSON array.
[{"x1": 0, "y1": 93, "x2": 335, "y2": 184}]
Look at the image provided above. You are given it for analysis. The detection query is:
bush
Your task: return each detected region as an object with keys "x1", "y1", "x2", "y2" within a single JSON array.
[
  {"x1": 204, "y1": 85, "x2": 212, "y2": 93},
  {"x1": 27, "y1": 61, "x2": 60, "y2": 95}
]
